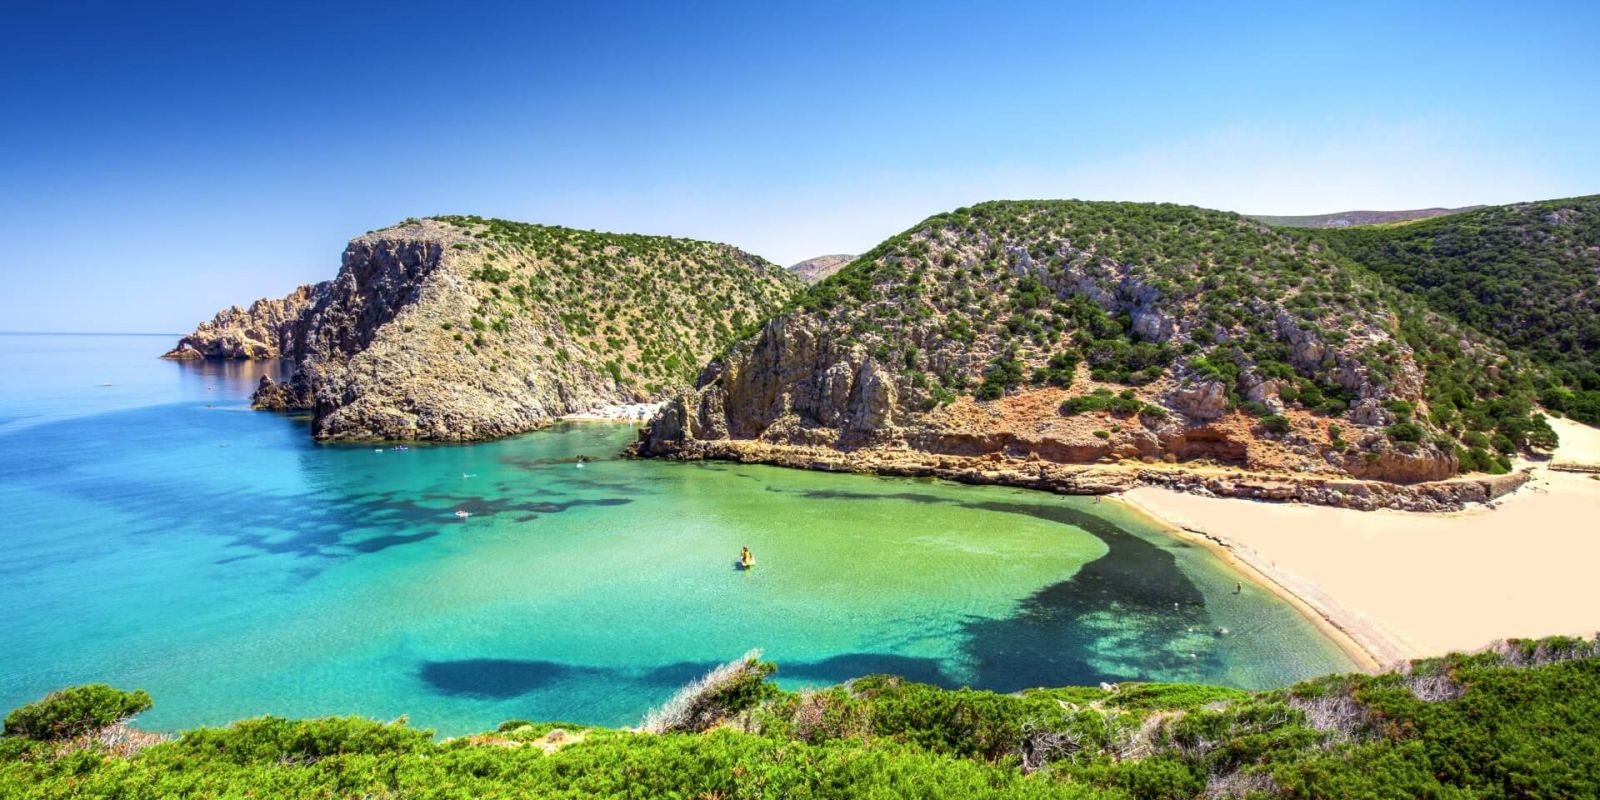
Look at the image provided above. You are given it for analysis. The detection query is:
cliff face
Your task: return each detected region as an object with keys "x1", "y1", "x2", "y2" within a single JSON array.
[
  {"x1": 241, "y1": 217, "x2": 800, "y2": 441},
  {"x1": 639, "y1": 201, "x2": 1553, "y2": 486},
  {"x1": 163, "y1": 283, "x2": 328, "y2": 360}
]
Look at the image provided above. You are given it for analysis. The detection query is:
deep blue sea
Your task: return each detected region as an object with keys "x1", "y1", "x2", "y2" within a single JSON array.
[{"x1": 0, "y1": 334, "x2": 1353, "y2": 735}]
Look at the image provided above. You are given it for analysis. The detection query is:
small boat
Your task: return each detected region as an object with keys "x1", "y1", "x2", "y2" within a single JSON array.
[{"x1": 455, "y1": 510, "x2": 471, "y2": 519}]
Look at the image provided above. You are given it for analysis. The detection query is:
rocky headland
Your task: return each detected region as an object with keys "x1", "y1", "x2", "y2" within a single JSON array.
[
  {"x1": 162, "y1": 282, "x2": 328, "y2": 360},
  {"x1": 174, "y1": 216, "x2": 802, "y2": 441}
]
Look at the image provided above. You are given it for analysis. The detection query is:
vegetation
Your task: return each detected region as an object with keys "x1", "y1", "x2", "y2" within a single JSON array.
[
  {"x1": 4, "y1": 637, "x2": 1597, "y2": 798},
  {"x1": 1310, "y1": 196, "x2": 1600, "y2": 426},
  {"x1": 428, "y1": 215, "x2": 802, "y2": 392},
  {"x1": 764, "y1": 200, "x2": 1555, "y2": 473},
  {"x1": 2, "y1": 685, "x2": 150, "y2": 742}
]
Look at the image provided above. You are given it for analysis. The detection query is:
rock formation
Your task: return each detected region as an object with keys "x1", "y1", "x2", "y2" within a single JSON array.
[
  {"x1": 177, "y1": 216, "x2": 801, "y2": 441},
  {"x1": 162, "y1": 283, "x2": 327, "y2": 360}
]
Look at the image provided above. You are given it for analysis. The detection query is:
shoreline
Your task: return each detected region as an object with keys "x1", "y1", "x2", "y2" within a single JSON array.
[
  {"x1": 632, "y1": 417, "x2": 1600, "y2": 671},
  {"x1": 1110, "y1": 492, "x2": 1391, "y2": 671},
  {"x1": 1113, "y1": 415, "x2": 1600, "y2": 666},
  {"x1": 633, "y1": 437, "x2": 1529, "y2": 512},
  {"x1": 559, "y1": 402, "x2": 664, "y2": 423}
]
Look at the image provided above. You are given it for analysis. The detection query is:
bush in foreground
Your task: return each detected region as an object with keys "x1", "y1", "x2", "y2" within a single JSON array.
[
  {"x1": 3, "y1": 635, "x2": 1597, "y2": 798},
  {"x1": 2, "y1": 684, "x2": 151, "y2": 742}
]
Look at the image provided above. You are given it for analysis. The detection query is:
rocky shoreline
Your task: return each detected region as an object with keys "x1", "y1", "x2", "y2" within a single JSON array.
[{"x1": 630, "y1": 438, "x2": 1530, "y2": 512}]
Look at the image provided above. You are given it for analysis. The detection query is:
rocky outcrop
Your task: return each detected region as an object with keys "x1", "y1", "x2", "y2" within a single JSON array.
[
  {"x1": 251, "y1": 374, "x2": 310, "y2": 411},
  {"x1": 207, "y1": 216, "x2": 800, "y2": 442},
  {"x1": 163, "y1": 283, "x2": 328, "y2": 360},
  {"x1": 786, "y1": 254, "x2": 855, "y2": 284}
]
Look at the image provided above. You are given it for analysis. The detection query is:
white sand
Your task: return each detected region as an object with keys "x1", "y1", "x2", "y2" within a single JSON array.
[
  {"x1": 1118, "y1": 416, "x2": 1600, "y2": 667},
  {"x1": 560, "y1": 402, "x2": 663, "y2": 422}
]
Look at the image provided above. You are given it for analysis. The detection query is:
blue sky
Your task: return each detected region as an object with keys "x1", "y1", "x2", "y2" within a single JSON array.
[{"x1": 2, "y1": 1, "x2": 1596, "y2": 333}]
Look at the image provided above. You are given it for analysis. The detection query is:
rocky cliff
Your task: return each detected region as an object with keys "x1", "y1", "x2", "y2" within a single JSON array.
[
  {"x1": 163, "y1": 283, "x2": 328, "y2": 360},
  {"x1": 638, "y1": 200, "x2": 1554, "y2": 490},
  {"x1": 233, "y1": 216, "x2": 800, "y2": 441},
  {"x1": 786, "y1": 254, "x2": 855, "y2": 284}
]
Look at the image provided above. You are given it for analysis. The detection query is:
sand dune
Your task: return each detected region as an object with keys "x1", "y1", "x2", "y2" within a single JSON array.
[{"x1": 1118, "y1": 416, "x2": 1600, "y2": 667}]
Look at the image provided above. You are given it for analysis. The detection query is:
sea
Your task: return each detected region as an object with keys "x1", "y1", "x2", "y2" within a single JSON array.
[{"x1": 0, "y1": 333, "x2": 1353, "y2": 735}]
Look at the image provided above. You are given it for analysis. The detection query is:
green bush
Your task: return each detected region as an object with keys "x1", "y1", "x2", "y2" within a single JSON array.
[
  {"x1": 1061, "y1": 395, "x2": 1109, "y2": 415},
  {"x1": 4, "y1": 638, "x2": 1600, "y2": 798},
  {"x1": 3, "y1": 684, "x2": 151, "y2": 741}
]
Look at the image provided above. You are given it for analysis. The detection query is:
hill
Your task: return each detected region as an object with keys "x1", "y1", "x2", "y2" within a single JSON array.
[
  {"x1": 1249, "y1": 206, "x2": 1480, "y2": 228},
  {"x1": 1311, "y1": 196, "x2": 1600, "y2": 425},
  {"x1": 174, "y1": 217, "x2": 802, "y2": 441},
  {"x1": 4, "y1": 637, "x2": 1597, "y2": 798},
  {"x1": 786, "y1": 253, "x2": 856, "y2": 284},
  {"x1": 638, "y1": 200, "x2": 1553, "y2": 507}
]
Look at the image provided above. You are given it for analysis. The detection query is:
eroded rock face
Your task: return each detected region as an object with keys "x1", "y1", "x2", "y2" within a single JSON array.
[{"x1": 163, "y1": 283, "x2": 329, "y2": 360}]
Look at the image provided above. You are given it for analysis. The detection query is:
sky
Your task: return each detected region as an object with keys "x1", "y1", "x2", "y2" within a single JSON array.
[{"x1": 2, "y1": 1, "x2": 1597, "y2": 333}]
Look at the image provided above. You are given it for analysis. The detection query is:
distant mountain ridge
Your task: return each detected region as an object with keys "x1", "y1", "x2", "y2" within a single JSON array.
[
  {"x1": 786, "y1": 254, "x2": 856, "y2": 284},
  {"x1": 1250, "y1": 206, "x2": 1482, "y2": 228}
]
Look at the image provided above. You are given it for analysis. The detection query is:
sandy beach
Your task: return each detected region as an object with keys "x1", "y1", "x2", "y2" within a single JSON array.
[
  {"x1": 559, "y1": 402, "x2": 664, "y2": 422},
  {"x1": 1117, "y1": 416, "x2": 1600, "y2": 668}
]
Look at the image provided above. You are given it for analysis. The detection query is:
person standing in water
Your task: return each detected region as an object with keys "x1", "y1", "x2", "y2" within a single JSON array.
[{"x1": 740, "y1": 547, "x2": 754, "y2": 568}]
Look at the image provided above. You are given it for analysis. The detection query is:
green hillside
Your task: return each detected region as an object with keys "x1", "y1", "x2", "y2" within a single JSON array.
[
  {"x1": 433, "y1": 215, "x2": 805, "y2": 392},
  {"x1": 1310, "y1": 196, "x2": 1600, "y2": 425},
  {"x1": 785, "y1": 200, "x2": 1553, "y2": 473},
  {"x1": 5, "y1": 637, "x2": 1597, "y2": 798}
]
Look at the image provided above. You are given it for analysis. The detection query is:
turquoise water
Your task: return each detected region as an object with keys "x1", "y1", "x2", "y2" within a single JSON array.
[{"x1": 0, "y1": 334, "x2": 1354, "y2": 735}]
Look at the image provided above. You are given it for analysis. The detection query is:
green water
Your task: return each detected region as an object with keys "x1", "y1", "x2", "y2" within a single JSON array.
[{"x1": 0, "y1": 335, "x2": 1354, "y2": 735}]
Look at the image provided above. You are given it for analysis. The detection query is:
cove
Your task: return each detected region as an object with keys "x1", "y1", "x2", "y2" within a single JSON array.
[{"x1": 0, "y1": 335, "x2": 1354, "y2": 735}]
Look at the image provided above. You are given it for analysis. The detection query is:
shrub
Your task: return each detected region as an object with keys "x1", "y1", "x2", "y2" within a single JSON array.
[
  {"x1": 1259, "y1": 414, "x2": 1291, "y2": 434},
  {"x1": 640, "y1": 651, "x2": 779, "y2": 734},
  {"x1": 1386, "y1": 421, "x2": 1426, "y2": 444},
  {"x1": 1061, "y1": 395, "x2": 1109, "y2": 415},
  {"x1": 3, "y1": 684, "x2": 151, "y2": 741}
]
